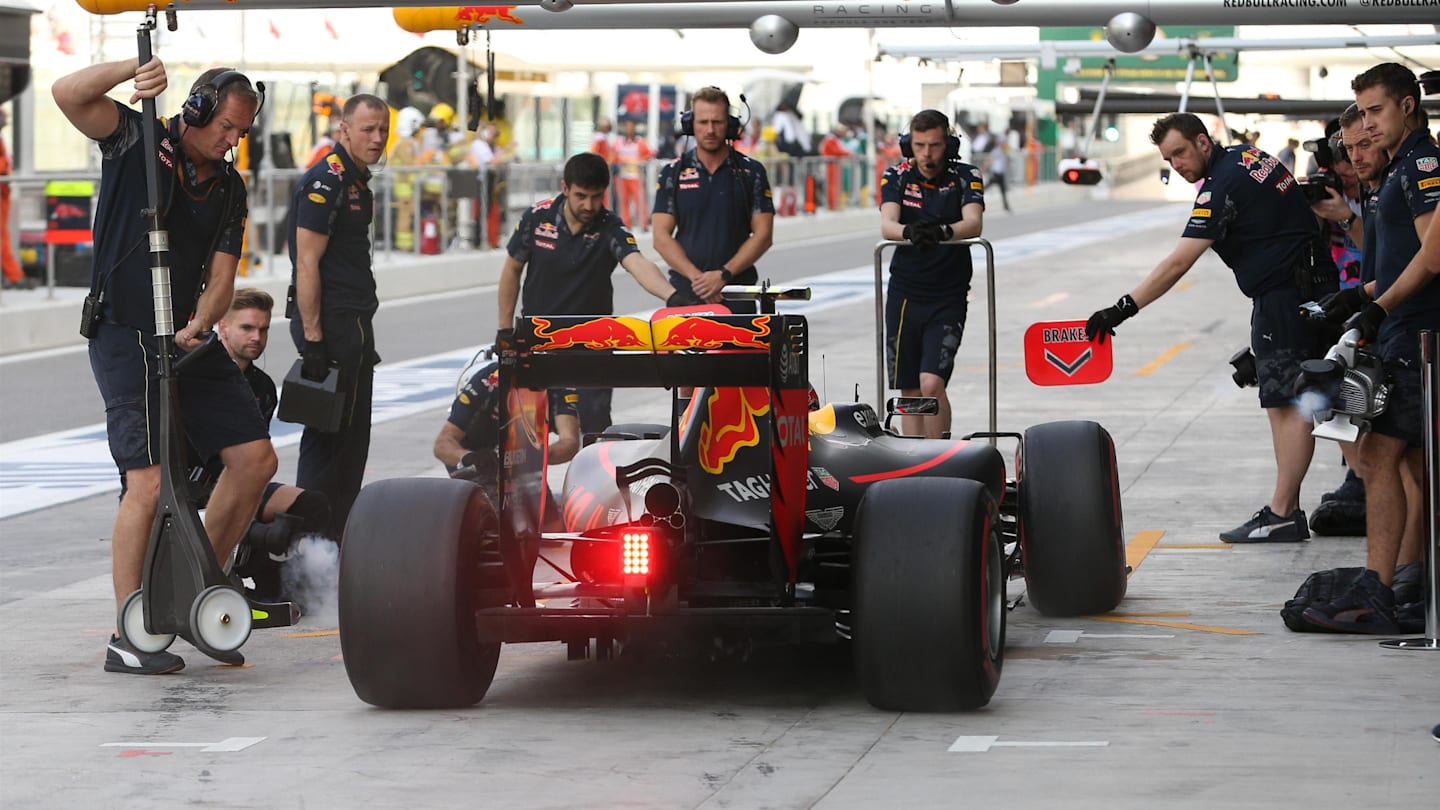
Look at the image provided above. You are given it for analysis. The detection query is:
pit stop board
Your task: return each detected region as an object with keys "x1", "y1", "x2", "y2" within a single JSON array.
[{"x1": 1024, "y1": 320, "x2": 1112, "y2": 386}]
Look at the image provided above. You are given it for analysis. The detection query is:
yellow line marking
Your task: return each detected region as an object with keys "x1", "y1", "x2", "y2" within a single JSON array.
[
  {"x1": 1135, "y1": 341, "x2": 1192, "y2": 376},
  {"x1": 1085, "y1": 615, "x2": 1260, "y2": 636},
  {"x1": 279, "y1": 630, "x2": 339, "y2": 639},
  {"x1": 1125, "y1": 530, "x2": 1165, "y2": 573},
  {"x1": 1106, "y1": 611, "x2": 1192, "y2": 618},
  {"x1": 1159, "y1": 543, "x2": 1234, "y2": 549},
  {"x1": 1175, "y1": 280, "x2": 1195, "y2": 292}
]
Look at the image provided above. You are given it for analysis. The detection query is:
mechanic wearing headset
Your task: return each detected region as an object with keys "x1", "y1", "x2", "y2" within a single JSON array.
[
  {"x1": 497, "y1": 151, "x2": 698, "y2": 434},
  {"x1": 287, "y1": 94, "x2": 390, "y2": 541},
  {"x1": 879, "y1": 109, "x2": 986, "y2": 439},
  {"x1": 54, "y1": 59, "x2": 275, "y2": 674},
  {"x1": 1306, "y1": 63, "x2": 1439, "y2": 634},
  {"x1": 1084, "y1": 112, "x2": 1332, "y2": 545},
  {"x1": 433, "y1": 348, "x2": 581, "y2": 521},
  {"x1": 651, "y1": 86, "x2": 776, "y2": 307}
]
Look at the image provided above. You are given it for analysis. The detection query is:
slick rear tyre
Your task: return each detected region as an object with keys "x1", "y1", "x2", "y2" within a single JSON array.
[
  {"x1": 339, "y1": 478, "x2": 501, "y2": 709},
  {"x1": 853, "y1": 478, "x2": 1005, "y2": 711},
  {"x1": 1020, "y1": 420, "x2": 1127, "y2": 617}
]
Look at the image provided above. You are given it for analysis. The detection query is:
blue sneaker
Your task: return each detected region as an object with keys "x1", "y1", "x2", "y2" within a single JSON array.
[
  {"x1": 1321, "y1": 469, "x2": 1365, "y2": 504},
  {"x1": 1301, "y1": 569, "x2": 1399, "y2": 635},
  {"x1": 1221, "y1": 506, "x2": 1310, "y2": 543}
]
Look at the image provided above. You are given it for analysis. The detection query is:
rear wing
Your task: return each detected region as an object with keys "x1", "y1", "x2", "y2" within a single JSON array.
[{"x1": 497, "y1": 310, "x2": 812, "y2": 600}]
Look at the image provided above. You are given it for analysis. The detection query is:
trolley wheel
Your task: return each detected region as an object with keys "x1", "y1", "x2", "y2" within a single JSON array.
[
  {"x1": 118, "y1": 589, "x2": 176, "y2": 654},
  {"x1": 189, "y1": 585, "x2": 253, "y2": 653}
]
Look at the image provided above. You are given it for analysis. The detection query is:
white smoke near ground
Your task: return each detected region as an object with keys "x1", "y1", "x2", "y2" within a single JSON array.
[
  {"x1": 1294, "y1": 390, "x2": 1331, "y2": 422},
  {"x1": 281, "y1": 534, "x2": 341, "y2": 627}
]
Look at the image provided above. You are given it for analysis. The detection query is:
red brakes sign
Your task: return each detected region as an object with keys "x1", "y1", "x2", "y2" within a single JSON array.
[{"x1": 1024, "y1": 320, "x2": 1112, "y2": 386}]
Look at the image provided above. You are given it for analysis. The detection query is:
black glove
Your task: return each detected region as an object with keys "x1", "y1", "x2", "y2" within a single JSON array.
[
  {"x1": 1318, "y1": 286, "x2": 1370, "y2": 324},
  {"x1": 902, "y1": 221, "x2": 941, "y2": 250},
  {"x1": 449, "y1": 451, "x2": 480, "y2": 481},
  {"x1": 666, "y1": 288, "x2": 703, "y2": 308},
  {"x1": 1084, "y1": 294, "x2": 1140, "y2": 344},
  {"x1": 936, "y1": 223, "x2": 954, "y2": 243},
  {"x1": 1344, "y1": 301, "x2": 1388, "y2": 345},
  {"x1": 494, "y1": 327, "x2": 514, "y2": 353},
  {"x1": 300, "y1": 339, "x2": 329, "y2": 382}
]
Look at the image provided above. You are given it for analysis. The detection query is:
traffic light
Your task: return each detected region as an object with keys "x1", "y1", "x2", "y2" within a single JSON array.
[{"x1": 1059, "y1": 158, "x2": 1103, "y2": 186}]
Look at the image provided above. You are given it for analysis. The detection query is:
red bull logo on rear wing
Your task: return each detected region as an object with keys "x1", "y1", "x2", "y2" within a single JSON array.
[{"x1": 522, "y1": 315, "x2": 773, "y2": 353}]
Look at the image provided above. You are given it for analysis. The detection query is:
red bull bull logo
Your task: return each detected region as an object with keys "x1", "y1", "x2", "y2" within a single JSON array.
[
  {"x1": 530, "y1": 317, "x2": 652, "y2": 351},
  {"x1": 654, "y1": 316, "x2": 771, "y2": 351},
  {"x1": 454, "y1": 5, "x2": 524, "y2": 25},
  {"x1": 698, "y1": 387, "x2": 770, "y2": 474}
]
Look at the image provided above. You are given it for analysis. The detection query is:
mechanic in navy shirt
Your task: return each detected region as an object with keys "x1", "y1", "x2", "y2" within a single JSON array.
[
  {"x1": 1086, "y1": 112, "x2": 1329, "y2": 545},
  {"x1": 879, "y1": 109, "x2": 986, "y2": 439},
  {"x1": 287, "y1": 94, "x2": 390, "y2": 540},
  {"x1": 499, "y1": 151, "x2": 698, "y2": 432},
  {"x1": 1306, "y1": 63, "x2": 1440, "y2": 634},
  {"x1": 54, "y1": 58, "x2": 276, "y2": 675},
  {"x1": 433, "y1": 347, "x2": 581, "y2": 519},
  {"x1": 652, "y1": 86, "x2": 775, "y2": 305}
]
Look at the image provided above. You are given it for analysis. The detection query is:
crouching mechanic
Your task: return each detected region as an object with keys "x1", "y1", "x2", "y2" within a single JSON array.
[
  {"x1": 433, "y1": 347, "x2": 580, "y2": 523},
  {"x1": 210, "y1": 289, "x2": 331, "y2": 601}
]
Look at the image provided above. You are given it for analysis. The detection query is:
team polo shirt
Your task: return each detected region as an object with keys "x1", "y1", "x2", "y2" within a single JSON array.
[
  {"x1": 1372, "y1": 129, "x2": 1440, "y2": 341},
  {"x1": 1359, "y1": 187, "x2": 1380, "y2": 285},
  {"x1": 652, "y1": 148, "x2": 775, "y2": 283},
  {"x1": 880, "y1": 160, "x2": 986, "y2": 300},
  {"x1": 243, "y1": 363, "x2": 278, "y2": 423},
  {"x1": 505, "y1": 194, "x2": 640, "y2": 315},
  {"x1": 1181, "y1": 144, "x2": 1316, "y2": 298},
  {"x1": 92, "y1": 104, "x2": 246, "y2": 333},
  {"x1": 446, "y1": 369, "x2": 579, "y2": 459},
  {"x1": 289, "y1": 143, "x2": 377, "y2": 316}
]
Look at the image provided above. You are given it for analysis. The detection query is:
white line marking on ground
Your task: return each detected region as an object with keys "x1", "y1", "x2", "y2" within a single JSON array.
[
  {"x1": 949, "y1": 736, "x2": 1111, "y2": 753},
  {"x1": 101, "y1": 736, "x2": 266, "y2": 753}
]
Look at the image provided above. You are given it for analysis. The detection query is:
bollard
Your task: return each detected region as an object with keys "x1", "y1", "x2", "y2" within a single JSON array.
[{"x1": 1381, "y1": 329, "x2": 1440, "y2": 651}]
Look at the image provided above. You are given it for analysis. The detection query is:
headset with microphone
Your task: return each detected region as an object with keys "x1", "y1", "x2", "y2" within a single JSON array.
[
  {"x1": 680, "y1": 87, "x2": 745, "y2": 141},
  {"x1": 899, "y1": 109, "x2": 962, "y2": 161},
  {"x1": 182, "y1": 69, "x2": 266, "y2": 129}
]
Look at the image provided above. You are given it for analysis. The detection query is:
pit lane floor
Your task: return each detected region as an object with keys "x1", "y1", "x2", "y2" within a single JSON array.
[{"x1": 1, "y1": 193, "x2": 1435, "y2": 808}]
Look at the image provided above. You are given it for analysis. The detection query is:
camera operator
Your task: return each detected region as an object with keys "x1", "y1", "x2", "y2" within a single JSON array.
[
  {"x1": 1306, "y1": 63, "x2": 1438, "y2": 634},
  {"x1": 1085, "y1": 113, "x2": 1331, "y2": 544},
  {"x1": 1304, "y1": 110, "x2": 1370, "y2": 534}
]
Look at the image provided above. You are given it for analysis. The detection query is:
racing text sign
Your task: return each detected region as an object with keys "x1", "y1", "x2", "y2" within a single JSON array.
[{"x1": 1024, "y1": 320, "x2": 1112, "y2": 386}]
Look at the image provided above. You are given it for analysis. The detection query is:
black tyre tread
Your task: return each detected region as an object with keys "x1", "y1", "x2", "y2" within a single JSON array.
[
  {"x1": 1020, "y1": 420, "x2": 1127, "y2": 617},
  {"x1": 339, "y1": 478, "x2": 500, "y2": 709},
  {"x1": 853, "y1": 477, "x2": 1004, "y2": 711}
]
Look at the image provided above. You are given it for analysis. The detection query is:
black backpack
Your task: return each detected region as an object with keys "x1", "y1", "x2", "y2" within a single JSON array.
[{"x1": 1281, "y1": 567, "x2": 1364, "y2": 632}]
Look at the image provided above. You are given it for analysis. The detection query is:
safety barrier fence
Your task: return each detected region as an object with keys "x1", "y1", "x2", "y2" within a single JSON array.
[{"x1": 2, "y1": 149, "x2": 1067, "y2": 294}]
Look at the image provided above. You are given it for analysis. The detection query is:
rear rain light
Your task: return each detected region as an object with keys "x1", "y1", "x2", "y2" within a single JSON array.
[{"x1": 622, "y1": 532, "x2": 650, "y2": 575}]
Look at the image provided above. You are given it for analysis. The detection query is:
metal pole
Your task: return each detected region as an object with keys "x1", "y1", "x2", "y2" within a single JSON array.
[
  {"x1": 1178, "y1": 52, "x2": 1197, "y2": 114},
  {"x1": 1079, "y1": 60, "x2": 1113, "y2": 160},
  {"x1": 1381, "y1": 329, "x2": 1440, "y2": 651},
  {"x1": 1202, "y1": 52, "x2": 1234, "y2": 144}
]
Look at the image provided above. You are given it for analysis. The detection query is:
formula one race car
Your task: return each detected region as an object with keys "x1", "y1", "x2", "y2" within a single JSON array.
[{"x1": 338, "y1": 287, "x2": 1127, "y2": 712}]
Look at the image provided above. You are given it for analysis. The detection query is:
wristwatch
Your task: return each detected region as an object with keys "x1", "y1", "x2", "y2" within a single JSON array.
[
  {"x1": 717, "y1": 268, "x2": 735, "y2": 284},
  {"x1": 1338, "y1": 214, "x2": 1356, "y2": 231}
]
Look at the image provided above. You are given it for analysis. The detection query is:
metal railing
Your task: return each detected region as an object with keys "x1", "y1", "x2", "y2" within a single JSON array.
[{"x1": 2, "y1": 153, "x2": 1060, "y2": 296}]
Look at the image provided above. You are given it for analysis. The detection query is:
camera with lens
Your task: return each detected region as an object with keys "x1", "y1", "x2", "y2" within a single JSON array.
[
  {"x1": 1229, "y1": 347, "x2": 1258, "y2": 388},
  {"x1": 1298, "y1": 137, "x2": 1343, "y2": 204}
]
